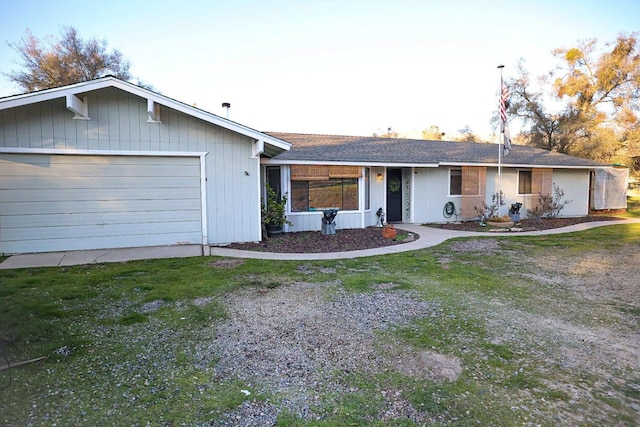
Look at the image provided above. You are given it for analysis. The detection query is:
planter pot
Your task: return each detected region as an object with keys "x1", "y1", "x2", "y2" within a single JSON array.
[
  {"x1": 382, "y1": 225, "x2": 397, "y2": 239},
  {"x1": 265, "y1": 224, "x2": 283, "y2": 237},
  {"x1": 487, "y1": 221, "x2": 514, "y2": 228}
]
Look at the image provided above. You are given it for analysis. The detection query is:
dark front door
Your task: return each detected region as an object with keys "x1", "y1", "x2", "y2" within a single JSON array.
[{"x1": 386, "y1": 168, "x2": 403, "y2": 222}]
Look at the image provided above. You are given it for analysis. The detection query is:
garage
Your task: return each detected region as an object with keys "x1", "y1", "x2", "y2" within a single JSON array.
[{"x1": 0, "y1": 152, "x2": 205, "y2": 254}]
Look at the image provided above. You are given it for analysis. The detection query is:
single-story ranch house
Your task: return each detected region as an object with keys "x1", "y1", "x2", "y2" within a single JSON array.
[{"x1": 0, "y1": 77, "x2": 620, "y2": 254}]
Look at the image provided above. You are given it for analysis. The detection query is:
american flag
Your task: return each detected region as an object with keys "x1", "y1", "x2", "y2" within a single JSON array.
[{"x1": 499, "y1": 80, "x2": 509, "y2": 123}]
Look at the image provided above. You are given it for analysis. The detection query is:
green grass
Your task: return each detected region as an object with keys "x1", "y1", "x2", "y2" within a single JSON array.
[
  {"x1": 1, "y1": 224, "x2": 639, "y2": 426},
  {"x1": 627, "y1": 192, "x2": 640, "y2": 217}
]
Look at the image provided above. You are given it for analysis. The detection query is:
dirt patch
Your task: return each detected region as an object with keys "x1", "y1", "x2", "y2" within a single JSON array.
[
  {"x1": 478, "y1": 239, "x2": 640, "y2": 424},
  {"x1": 448, "y1": 239, "x2": 501, "y2": 253},
  {"x1": 210, "y1": 258, "x2": 245, "y2": 268}
]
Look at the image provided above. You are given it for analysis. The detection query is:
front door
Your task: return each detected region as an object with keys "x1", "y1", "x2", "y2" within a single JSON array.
[{"x1": 386, "y1": 168, "x2": 403, "y2": 222}]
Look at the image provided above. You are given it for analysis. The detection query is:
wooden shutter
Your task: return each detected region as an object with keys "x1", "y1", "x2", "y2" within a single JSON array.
[
  {"x1": 532, "y1": 168, "x2": 552, "y2": 195},
  {"x1": 291, "y1": 165, "x2": 362, "y2": 180},
  {"x1": 329, "y1": 166, "x2": 362, "y2": 178},
  {"x1": 291, "y1": 165, "x2": 329, "y2": 181},
  {"x1": 460, "y1": 166, "x2": 486, "y2": 220}
]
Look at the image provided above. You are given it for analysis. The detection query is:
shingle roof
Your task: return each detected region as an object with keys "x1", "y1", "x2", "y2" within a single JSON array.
[{"x1": 266, "y1": 132, "x2": 609, "y2": 168}]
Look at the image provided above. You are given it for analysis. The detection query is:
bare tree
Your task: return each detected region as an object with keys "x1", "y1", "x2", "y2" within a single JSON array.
[
  {"x1": 455, "y1": 125, "x2": 484, "y2": 142},
  {"x1": 5, "y1": 27, "x2": 131, "y2": 92}
]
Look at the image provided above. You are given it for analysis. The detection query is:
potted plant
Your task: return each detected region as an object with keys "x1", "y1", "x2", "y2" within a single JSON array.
[
  {"x1": 261, "y1": 183, "x2": 292, "y2": 237},
  {"x1": 475, "y1": 191, "x2": 513, "y2": 228}
]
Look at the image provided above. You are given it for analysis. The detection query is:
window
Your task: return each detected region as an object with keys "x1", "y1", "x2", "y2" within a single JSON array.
[
  {"x1": 266, "y1": 166, "x2": 281, "y2": 199},
  {"x1": 449, "y1": 168, "x2": 462, "y2": 195},
  {"x1": 364, "y1": 168, "x2": 370, "y2": 210},
  {"x1": 290, "y1": 165, "x2": 363, "y2": 212},
  {"x1": 291, "y1": 179, "x2": 359, "y2": 212},
  {"x1": 519, "y1": 170, "x2": 533, "y2": 194}
]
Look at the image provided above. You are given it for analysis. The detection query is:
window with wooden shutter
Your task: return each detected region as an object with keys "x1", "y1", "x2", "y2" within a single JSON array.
[
  {"x1": 460, "y1": 166, "x2": 486, "y2": 220},
  {"x1": 289, "y1": 165, "x2": 363, "y2": 212}
]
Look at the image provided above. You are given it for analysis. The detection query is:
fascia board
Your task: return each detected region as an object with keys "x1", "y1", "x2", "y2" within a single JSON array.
[
  {"x1": 0, "y1": 147, "x2": 208, "y2": 157},
  {"x1": 263, "y1": 159, "x2": 439, "y2": 168},
  {"x1": 439, "y1": 161, "x2": 608, "y2": 169}
]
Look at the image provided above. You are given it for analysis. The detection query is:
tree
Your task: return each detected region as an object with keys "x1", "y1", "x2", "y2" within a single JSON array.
[
  {"x1": 5, "y1": 27, "x2": 131, "y2": 92},
  {"x1": 373, "y1": 127, "x2": 398, "y2": 138},
  {"x1": 454, "y1": 125, "x2": 483, "y2": 142},
  {"x1": 507, "y1": 33, "x2": 640, "y2": 168},
  {"x1": 421, "y1": 125, "x2": 445, "y2": 140}
]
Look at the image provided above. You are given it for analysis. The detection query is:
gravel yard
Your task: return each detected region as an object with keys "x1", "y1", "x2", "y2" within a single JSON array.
[
  {"x1": 206, "y1": 232, "x2": 640, "y2": 425},
  {"x1": 2, "y1": 221, "x2": 638, "y2": 426},
  {"x1": 207, "y1": 281, "x2": 456, "y2": 425}
]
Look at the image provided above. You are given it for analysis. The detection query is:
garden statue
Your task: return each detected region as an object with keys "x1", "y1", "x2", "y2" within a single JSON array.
[
  {"x1": 509, "y1": 202, "x2": 523, "y2": 222},
  {"x1": 321, "y1": 208, "x2": 338, "y2": 235},
  {"x1": 376, "y1": 208, "x2": 385, "y2": 227}
]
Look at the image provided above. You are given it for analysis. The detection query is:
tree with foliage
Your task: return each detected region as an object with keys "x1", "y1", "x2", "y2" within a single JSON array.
[
  {"x1": 5, "y1": 27, "x2": 131, "y2": 92},
  {"x1": 421, "y1": 124, "x2": 445, "y2": 140},
  {"x1": 507, "y1": 33, "x2": 640, "y2": 168},
  {"x1": 373, "y1": 127, "x2": 398, "y2": 138}
]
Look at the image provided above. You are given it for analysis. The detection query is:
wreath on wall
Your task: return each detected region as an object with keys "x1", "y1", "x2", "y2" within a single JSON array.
[{"x1": 388, "y1": 177, "x2": 401, "y2": 192}]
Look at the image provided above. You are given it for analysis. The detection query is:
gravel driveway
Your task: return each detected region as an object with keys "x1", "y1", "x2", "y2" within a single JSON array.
[
  {"x1": 205, "y1": 277, "x2": 460, "y2": 425},
  {"x1": 205, "y1": 234, "x2": 640, "y2": 425}
]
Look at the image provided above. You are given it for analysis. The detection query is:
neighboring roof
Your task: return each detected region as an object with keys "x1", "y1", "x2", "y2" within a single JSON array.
[
  {"x1": 266, "y1": 132, "x2": 610, "y2": 169},
  {"x1": 0, "y1": 77, "x2": 291, "y2": 155}
]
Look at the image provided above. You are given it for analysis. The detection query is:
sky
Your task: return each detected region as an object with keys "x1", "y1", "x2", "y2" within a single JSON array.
[{"x1": 0, "y1": 0, "x2": 638, "y2": 140}]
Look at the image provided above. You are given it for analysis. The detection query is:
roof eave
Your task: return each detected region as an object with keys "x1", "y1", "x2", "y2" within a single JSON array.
[
  {"x1": 440, "y1": 161, "x2": 610, "y2": 169},
  {"x1": 264, "y1": 159, "x2": 439, "y2": 167}
]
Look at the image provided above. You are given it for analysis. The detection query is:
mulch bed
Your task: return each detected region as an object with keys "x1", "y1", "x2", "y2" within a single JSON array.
[
  {"x1": 427, "y1": 215, "x2": 623, "y2": 232},
  {"x1": 227, "y1": 227, "x2": 413, "y2": 253},
  {"x1": 226, "y1": 216, "x2": 624, "y2": 253}
]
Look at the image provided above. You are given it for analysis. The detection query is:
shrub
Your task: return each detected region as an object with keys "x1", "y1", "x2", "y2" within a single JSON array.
[
  {"x1": 528, "y1": 184, "x2": 571, "y2": 221},
  {"x1": 474, "y1": 191, "x2": 505, "y2": 222},
  {"x1": 261, "y1": 183, "x2": 292, "y2": 227}
]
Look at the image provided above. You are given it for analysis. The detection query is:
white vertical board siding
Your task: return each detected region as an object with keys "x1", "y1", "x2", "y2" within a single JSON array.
[
  {"x1": 550, "y1": 169, "x2": 591, "y2": 217},
  {"x1": 206, "y1": 128, "x2": 260, "y2": 244},
  {"x1": 287, "y1": 211, "x2": 362, "y2": 232},
  {"x1": 0, "y1": 153, "x2": 202, "y2": 254},
  {"x1": 369, "y1": 167, "x2": 386, "y2": 226},
  {"x1": 412, "y1": 168, "x2": 455, "y2": 223},
  {"x1": 0, "y1": 88, "x2": 212, "y2": 153},
  {"x1": 0, "y1": 86, "x2": 266, "y2": 246}
]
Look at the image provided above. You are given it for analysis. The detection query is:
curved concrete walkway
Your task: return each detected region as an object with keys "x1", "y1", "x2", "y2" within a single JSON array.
[
  {"x1": 2, "y1": 219, "x2": 638, "y2": 269},
  {"x1": 209, "y1": 218, "x2": 640, "y2": 261}
]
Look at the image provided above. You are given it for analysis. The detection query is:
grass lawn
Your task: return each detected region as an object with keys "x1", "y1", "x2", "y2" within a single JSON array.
[
  {"x1": 1, "y1": 204, "x2": 639, "y2": 425},
  {"x1": 627, "y1": 190, "x2": 640, "y2": 217}
]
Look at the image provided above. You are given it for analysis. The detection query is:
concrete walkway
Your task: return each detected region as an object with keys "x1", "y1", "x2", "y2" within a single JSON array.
[{"x1": 2, "y1": 219, "x2": 638, "y2": 269}]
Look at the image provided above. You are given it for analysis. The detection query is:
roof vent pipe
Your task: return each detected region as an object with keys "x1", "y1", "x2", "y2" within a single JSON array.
[{"x1": 222, "y1": 102, "x2": 231, "y2": 119}]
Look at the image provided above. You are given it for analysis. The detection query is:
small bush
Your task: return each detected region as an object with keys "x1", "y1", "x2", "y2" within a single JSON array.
[
  {"x1": 474, "y1": 191, "x2": 505, "y2": 222},
  {"x1": 528, "y1": 184, "x2": 571, "y2": 221}
]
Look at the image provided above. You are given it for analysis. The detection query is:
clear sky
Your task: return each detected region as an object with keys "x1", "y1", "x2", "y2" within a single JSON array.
[{"x1": 0, "y1": 0, "x2": 637, "y2": 139}]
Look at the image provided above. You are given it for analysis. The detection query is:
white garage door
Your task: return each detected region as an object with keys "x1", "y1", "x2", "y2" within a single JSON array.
[{"x1": 0, "y1": 153, "x2": 203, "y2": 254}]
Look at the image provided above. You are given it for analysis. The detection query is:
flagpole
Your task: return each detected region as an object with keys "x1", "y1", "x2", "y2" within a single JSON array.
[{"x1": 497, "y1": 64, "x2": 504, "y2": 217}]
